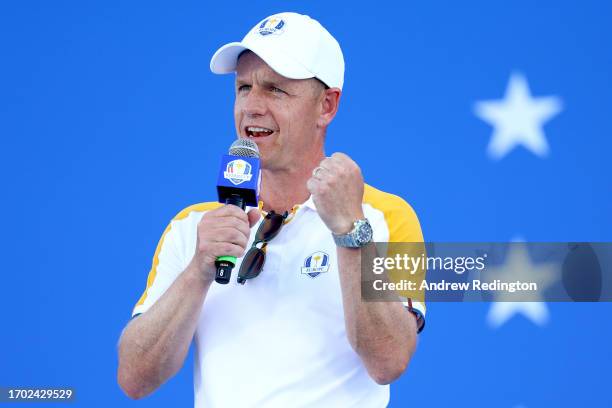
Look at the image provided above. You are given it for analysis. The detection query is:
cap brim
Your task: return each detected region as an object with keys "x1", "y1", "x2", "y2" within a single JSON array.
[{"x1": 210, "y1": 41, "x2": 314, "y2": 80}]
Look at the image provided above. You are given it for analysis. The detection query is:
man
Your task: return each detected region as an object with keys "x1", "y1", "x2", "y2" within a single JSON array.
[{"x1": 117, "y1": 12, "x2": 425, "y2": 407}]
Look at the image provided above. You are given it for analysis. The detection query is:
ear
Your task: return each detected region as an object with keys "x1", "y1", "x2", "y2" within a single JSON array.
[{"x1": 317, "y1": 88, "x2": 341, "y2": 128}]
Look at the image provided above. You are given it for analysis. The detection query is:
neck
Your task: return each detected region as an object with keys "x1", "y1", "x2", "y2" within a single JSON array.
[{"x1": 259, "y1": 153, "x2": 324, "y2": 213}]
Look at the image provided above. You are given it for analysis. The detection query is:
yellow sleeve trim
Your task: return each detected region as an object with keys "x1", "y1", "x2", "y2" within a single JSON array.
[
  {"x1": 362, "y1": 184, "x2": 424, "y2": 243},
  {"x1": 133, "y1": 202, "x2": 223, "y2": 313},
  {"x1": 363, "y1": 184, "x2": 426, "y2": 309}
]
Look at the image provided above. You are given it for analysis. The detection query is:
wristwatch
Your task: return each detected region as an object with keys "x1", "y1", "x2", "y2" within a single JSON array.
[{"x1": 332, "y1": 219, "x2": 373, "y2": 248}]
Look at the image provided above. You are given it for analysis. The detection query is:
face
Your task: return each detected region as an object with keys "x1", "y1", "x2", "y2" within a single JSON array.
[{"x1": 234, "y1": 52, "x2": 327, "y2": 171}]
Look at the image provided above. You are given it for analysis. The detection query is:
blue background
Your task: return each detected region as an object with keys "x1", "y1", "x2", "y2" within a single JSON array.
[{"x1": 2, "y1": 1, "x2": 611, "y2": 407}]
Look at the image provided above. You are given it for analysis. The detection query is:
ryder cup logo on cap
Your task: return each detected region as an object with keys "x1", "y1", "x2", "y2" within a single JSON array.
[
  {"x1": 210, "y1": 12, "x2": 345, "y2": 90},
  {"x1": 224, "y1": 159, "x2": 253, "y2": 185},
  {"x1": 301, "y1": 251, "x2": 330, "y2": 278},
  {"x1": 258, "y1": 17, "x2": 285, "y2": 36}
]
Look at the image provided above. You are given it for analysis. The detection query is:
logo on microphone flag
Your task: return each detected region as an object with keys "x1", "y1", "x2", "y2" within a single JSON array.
[
  {"x1": 301, "y1": 251, "x2": 330, "y2": 278},
  {"x1": 224, "y1": 159, "x2": 253, "y2": 185}
]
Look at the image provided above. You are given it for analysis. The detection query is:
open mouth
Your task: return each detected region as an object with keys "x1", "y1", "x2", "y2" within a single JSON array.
[{"x1": 245, "y1": 126, "x2": 275, "y2": 138}]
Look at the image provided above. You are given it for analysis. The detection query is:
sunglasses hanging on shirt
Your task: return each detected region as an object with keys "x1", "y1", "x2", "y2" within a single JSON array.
[{"x1": 237, "y1": 210, "x2": 288, "y2": 284}]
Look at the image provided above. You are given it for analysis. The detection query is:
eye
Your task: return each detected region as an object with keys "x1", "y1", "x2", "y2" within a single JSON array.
[
  {"x1": 237, "y1": 84, "x2": 251, "y2": 92},
  {"x1": 270, "y1": 86, "x2": 286, "y2": 94}
]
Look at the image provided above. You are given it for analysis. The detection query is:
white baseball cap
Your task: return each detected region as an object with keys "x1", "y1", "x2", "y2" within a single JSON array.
[{"x1": 210, "y1": 12, "x2": 345, "y2": 90}]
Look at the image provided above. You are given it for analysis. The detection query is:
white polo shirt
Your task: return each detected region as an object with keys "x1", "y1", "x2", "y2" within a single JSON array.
[{"x1": 132, "y1": 184, "x2": 425, "y2": 408}]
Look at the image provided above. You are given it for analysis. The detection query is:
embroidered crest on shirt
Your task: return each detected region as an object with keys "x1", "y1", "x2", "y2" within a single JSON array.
[{"x1": 301, "y1": 251, "x2": 330, "y2": 278}]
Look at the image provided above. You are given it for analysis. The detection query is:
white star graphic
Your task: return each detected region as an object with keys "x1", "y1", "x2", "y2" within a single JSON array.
[
  {"x1": 487, "y1": 301, "x2": 549, "y2": 328},
  {"x1": 485, "y1": 244, "x2": 558, "y2": 328},
  {"x1": 474, "y1": 73, "x2": 563, "y2": 159}
]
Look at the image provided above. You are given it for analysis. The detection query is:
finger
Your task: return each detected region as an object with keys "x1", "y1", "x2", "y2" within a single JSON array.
[
  {"x1": 214, "y1": 204, "x2": 249, "y2": 221},
  {"x1": 207, "y1": 219, "x2": 250, "y2": 242},
  {"x1": 200, "y1": 214, "x2": 250, "y2": 239},
  {"x1": 331, "y1": 152, "x2": 350, "y2": 161},
  {"x1": 220, "y1": 216, "x2": 251, "y2": 238},
  {"x1": 247, "y1": 208, "x2": 261, "y2": 228},
  {"x1": 329, "y1": 152, "x2": 354, "y2": 169},
  {"x1": 306, "y1": 176, "x2": 322, "y2": 195},
  {"x1": 306, "y1": 176, "x2": 317, "y2": 193},
  {"x1": 313, "y1": 161, "x2": 337, "y2": 179},
  {"x1": 210, "y1": 227, "x2": 248, "y2": 248},
  {"x1": 210, "y1": 210, "x2": 250, "y2": 228},
  {"x1": 310, "y1": 166, "x2": 324, "y2": 180},
  {"x1": 318, "y1": 156, "x2": 333, "y2": 170},
  {"x1": 320, "y1": 165, "x2": 337, "y2": 179},
  {"x1": 320, "y1": 158, "x2": 345, "y2": 175},
  {"x1": 225, "y1": 205, "x2": 250, "y2": 222},
  {"x1": 210, "y1": 242, "x2": 247, "y2": 259},
  {"x1": 329, "y1": 152, "x2": 361, "y2": 177}
]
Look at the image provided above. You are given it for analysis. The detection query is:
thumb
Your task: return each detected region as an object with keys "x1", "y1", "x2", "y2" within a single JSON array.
[{"x1": 247, "y1": 208, "x2": 261, "y2": 228}]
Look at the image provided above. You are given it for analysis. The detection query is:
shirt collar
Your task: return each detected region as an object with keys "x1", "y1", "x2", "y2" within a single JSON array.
[
  {"x1": 301, "y1": 195, "x2": 317, "y2": 212},
  {"x1": 256, "y1": 195, "x2": 318, "y2": 215}
]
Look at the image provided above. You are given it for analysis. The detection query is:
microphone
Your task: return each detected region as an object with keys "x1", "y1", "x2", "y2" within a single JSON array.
[{"x1": 214, "y1": 139, "x2": 261, "y2": 284}]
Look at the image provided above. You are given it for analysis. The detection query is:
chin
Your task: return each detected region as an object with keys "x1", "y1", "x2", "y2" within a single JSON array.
[{"x1": 259, "y1": 157, "x2": 286, "y2": 172}]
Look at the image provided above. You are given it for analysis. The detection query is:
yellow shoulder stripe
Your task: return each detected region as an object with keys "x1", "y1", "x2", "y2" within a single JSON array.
[
  {"x1": 363, "y1": 184, "x2": 426, "y2": 308},
  {"x1": 133, "y1": 202, "x2": 223, "y2": 312},
  {"x1": 363, "y1": 184, "x2": 423, "y2": 243}
]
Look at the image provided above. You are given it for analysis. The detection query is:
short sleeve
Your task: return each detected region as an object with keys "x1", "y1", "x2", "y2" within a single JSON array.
[
  {"x1": 363, "y1": 184, "x2": 427, "y2": 332},
  {"x1": 131, "y1": 218, "x2": 188, "y2": 317},
  {"x1": 131, "y1": 203, "x2": 222, "y2": 317}
]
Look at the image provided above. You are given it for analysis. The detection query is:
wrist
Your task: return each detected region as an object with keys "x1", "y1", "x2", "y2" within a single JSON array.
[
  {"x1": 185, "y1": 258, "x2": 215, "y2": 287},
  {"x1": 332, "y1": 217, "x2": 373, "y2": 248},
  {"x1": 332, "y1": 221, "x2": 354, "y2": 235},
  {"x1": 332, "y1": 211, "x2": 365, "y2": 235}
]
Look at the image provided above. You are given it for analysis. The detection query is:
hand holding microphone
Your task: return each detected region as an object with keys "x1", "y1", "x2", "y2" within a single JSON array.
[
  {"x1": 191, "y1": 204, "x2": 260, "y2": 283},
  {"x1": 190, "y1": 139, "x2": 262, "y2": 283}
]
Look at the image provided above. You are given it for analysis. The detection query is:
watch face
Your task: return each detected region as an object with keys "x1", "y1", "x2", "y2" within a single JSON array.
[{"x1": 356, "y1": 220, "x2": 373, "y2": 245}]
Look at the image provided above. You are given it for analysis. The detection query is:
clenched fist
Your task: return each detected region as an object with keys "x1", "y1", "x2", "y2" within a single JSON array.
[
  {"x1": 190, "y1": 205, "x2": 260, "y2": 281},
  {"x1": 306, "y1": 152, "x2": 365, "y2": 235}
]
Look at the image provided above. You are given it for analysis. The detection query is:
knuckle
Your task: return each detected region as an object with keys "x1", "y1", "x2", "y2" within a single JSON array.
[
  {"x1": 230, "y1": 228, "x2": 244, "y2": 244},
  {"x1": 217, "y1": 227, "x2": 233, "y2": 242},
  {"x1": 201, "y1": 240, "x2": 213, "y2": 252},
  {"x1": 199, "y1": 213, "x2": 211, "y2": 225},
  {"x1": 210, "y1": 242, "x2": 225, "y2": 257},
  {"x1": 219, "y1": 242, "x2": 231, "y2": 253},
  {"x1": 225, "y1": 243, "x2": 243, "y2": 257},
  {"x1": 228, "y1": 216, "x2": 241, "y2": 230},
  {"x1": 237, "y1": 226, "x2": 250, "y2": 241},
  {"x1": 228, "y1": 206, "x2": 247, "y2": 219},
  {"x1": 208, "y1": 206, "x2": 225, "y2": 217}
]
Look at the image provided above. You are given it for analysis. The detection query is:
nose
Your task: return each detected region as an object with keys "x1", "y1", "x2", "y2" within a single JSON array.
[{"x1": 242, "y1": 88, "x2": 267, "y2": 117}]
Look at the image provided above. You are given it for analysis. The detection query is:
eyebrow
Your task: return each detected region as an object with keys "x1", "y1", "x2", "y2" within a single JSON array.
[
  {"x1": 263, "y1": 79, "x2": 290, "y2": 89},
  {"x1": 235, "y1": 77, "x2": 291, "y2": 89}
]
